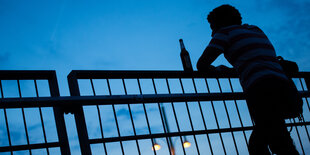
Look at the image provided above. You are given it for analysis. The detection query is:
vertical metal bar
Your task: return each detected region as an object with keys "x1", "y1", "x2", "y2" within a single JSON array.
[
  {"x1": 229, "y1": 79, "x2": 256, "y2": 128},
  {"x1": 17, "y1": 80, "x2": 32, "y2": 155},
  {"x1": 300, "y1": 116, "x2": 310, "y2": 142},
  {"x1": 229, "y1": 79, "x2": 255, "y2": 127},
  {"x1": 121, "y1": 78, "x2": 141, "y2": 155},
  {"x1": 227, "y1": 78, "x2": 249, "y2": 148},
  {"x1": 136, "y1": 79, "x2": 157, "y2": 155},
  {"x1": 216, "y1": 78, "x2": 239, "y2": 154},
  {"x1": 299, "y1": 78, "x2": 310, "y2": 110},
  {"x1": 204, "y1": 78, "x2": 227, "y2": 155},
  {"x1": 298, "y1": 78, "x2": 310, "y2": 141},
  {"x1": 165, "y1": 78, "x2": 187, "y2": 155},
  {"x1": 178, "y1": 78, "x2": 200, "y2": 154},
  {"x1": 292, "y1": 119, "x2": 305, "y2": 154},
  {"x1": 302, "y1": 75, "x2": 310, "y2": 152},
  {"x1": 106, "y1": 79, "x2": 125, "y2": 155},
  {"x1": 151, "y1": 78, "x2": 173, "y2": 155},
  {"x1": 191, "y1": 78, "x2": 214, "y2": 155},
  {"x1": 303, "y1": 76, "x2": 310, "y2": 112},
  {"x1": 90, "y1": 79, "x2": 108, "y2": 155},
  {"x1": 161, "y1": 105, "x2": 175, "y2": 155},
  {"x1": 50, "y1": 73, "x2": 71, "y2": 155},
  {"x1": 34, "y1": 80, "x2": 50, "y2": 155},
  {"x1": 67, "y1": 73, "x2": 90, "y2": 155},
  {"x1": 0, "y1": 80, "x2": 13, "y2": 155}
]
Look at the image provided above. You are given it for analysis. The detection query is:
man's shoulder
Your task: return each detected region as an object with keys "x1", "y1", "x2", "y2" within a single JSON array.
[{"x1": 219, "y1": 24, "x2": 261, "y2": 33}]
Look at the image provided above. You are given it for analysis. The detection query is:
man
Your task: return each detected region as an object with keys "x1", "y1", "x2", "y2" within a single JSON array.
[{"x1": 197, "y1": 4, "x2": 300, "y2": 155}]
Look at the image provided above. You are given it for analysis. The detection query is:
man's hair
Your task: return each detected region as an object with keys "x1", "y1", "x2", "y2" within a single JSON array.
[{"x1": 207, "y1": 5, "x2": 242, "y2": 29}]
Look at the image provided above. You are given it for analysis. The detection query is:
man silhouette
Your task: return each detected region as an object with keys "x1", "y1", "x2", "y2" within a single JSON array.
[{"x1": 197, "y1": 4, "x2": 300, "y2": 155}]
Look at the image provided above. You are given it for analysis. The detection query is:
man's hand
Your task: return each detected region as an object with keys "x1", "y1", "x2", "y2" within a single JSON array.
[
  {"x1": 215, "y1": 65, "x2": 236, "y2": 72},
  {"x1": 197, "y1": 65, "x2": 216, "y2": 72},
  {"x1": 197, "y1": 65, "x2": 236, "y2": 74}
]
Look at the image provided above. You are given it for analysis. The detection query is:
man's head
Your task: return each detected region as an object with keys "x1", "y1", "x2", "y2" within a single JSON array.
[{"x1": 207, "y1": 5, "x2": 242, "y2": 32}]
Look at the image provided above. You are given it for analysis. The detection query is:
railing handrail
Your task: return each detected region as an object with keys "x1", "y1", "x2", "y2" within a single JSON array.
[
  {"x1": 68, "y1": 70, "x2": 310, "y2": 79},
  {"x1": 0, "y1": 70, "x2": 57, "y2": 80},
  {"x1": 1, "y1": 91, "x2": 310, "y2": 109}
]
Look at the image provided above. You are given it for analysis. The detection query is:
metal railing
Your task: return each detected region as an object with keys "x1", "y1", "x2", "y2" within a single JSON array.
[
  {"x1": 67, "y1": 70, "x2": 310, "y2": 155},
  {"x1": 0, "y1": 71, "x2": 70, "y2": 155},
  {"x1": 1, "y1": 70, "x2": 310, "y2": 154}
]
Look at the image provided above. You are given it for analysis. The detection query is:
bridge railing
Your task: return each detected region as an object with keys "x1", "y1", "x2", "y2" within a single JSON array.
[
  {"x1": 1, "y1": 70, "x2": 309, "y2": 155},
  {"x1": 0, "y1": 71, "x2": 70, "y2": 155},
  {"x1": 67, "y1": 70, "x2": 310, "y2": 155}
]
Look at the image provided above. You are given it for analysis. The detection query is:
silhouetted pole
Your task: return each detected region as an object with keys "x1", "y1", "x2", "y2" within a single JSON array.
[
  {"x1": 161, "y1": 105, "x2": 175, "y2": 155},
  {"x1": 179, "y1": 39, "x2": 193, "y2": 72}
]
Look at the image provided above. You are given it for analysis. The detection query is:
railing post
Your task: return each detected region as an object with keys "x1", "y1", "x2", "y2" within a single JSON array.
[
  {"x1": 67, "y1": 72, "x2": 91, "y2": 155},
  {"x1": 303, "y1": 73, "x2": 310, "y2": 91},
  {"x1": 48, "y1": 72, "x2": 71, "y2": 155}
]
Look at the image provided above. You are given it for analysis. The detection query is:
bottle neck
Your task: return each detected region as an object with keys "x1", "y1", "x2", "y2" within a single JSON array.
[{"x1": 179, "y1": 39, "x2": 185, "y2": 50}]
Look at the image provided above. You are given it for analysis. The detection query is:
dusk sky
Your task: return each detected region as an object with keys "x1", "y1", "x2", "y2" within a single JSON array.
[
  {"x1": 0, "y1": 1, "x2": 310, "y2": 154},
  {"x1": 1, "y1": 0, "x2": 310, "y2": 95}
]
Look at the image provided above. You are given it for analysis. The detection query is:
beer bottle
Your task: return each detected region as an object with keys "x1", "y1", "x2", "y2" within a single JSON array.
[{"x1": 179, "y1": 39, "x2": 193, "y2": 71}]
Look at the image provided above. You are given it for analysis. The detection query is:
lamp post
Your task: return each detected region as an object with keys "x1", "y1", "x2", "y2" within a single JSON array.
[
  {"x1": 153, "y1": 39, "x2": 193, "y2": 153},
  {"x1": 161, "y1": 104, "x2": 175, "y2": 155},
  {"x1": 152, "y1": 103, "x2": 191, "y2": 155}
]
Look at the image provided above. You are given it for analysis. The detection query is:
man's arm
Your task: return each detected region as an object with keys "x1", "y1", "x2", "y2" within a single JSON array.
[
  {"x1": 196, "y1": 32, "x2": 227, "y2": 72},
  {"x1": 197, "y1": 46, "x2": 222, "y2": 71}
]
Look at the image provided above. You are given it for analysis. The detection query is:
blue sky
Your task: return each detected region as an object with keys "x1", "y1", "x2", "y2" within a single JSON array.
[
  {"x1": 1, "y1": 0, "x2": 310, "y2": 95},
  {"x1": 1, "y1": 1, "x2": 310, "y2": 154}
]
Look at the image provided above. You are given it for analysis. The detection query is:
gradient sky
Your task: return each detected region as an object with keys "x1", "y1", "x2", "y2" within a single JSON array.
[
  {"x1": 1, "y1": 0, "x2": 310, "y2": 95},
  {"x1": 1, "y1": 1, "x2": 310, "y2": 154}
]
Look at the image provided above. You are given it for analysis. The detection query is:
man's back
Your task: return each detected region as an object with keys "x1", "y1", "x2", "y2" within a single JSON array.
[
  {"x1": 198, "y1": 5, "x2": 300, "y2": 154},
  {"x1": 212, "y1": 24, "x2": 288, "y2": 90}
]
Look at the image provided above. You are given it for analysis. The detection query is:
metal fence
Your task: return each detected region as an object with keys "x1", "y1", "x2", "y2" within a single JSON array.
[
  {"x1": 1, "y1": 70, "x2": 310, "y2": 155},
  {"x1": 0, "y1": 71, "x2": 70, "y2": 155},
  {"x1": 67, "y1": 70, "x2": 310, "y2": 155}
]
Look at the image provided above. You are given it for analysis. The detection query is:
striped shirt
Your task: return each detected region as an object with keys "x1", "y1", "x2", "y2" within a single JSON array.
[{"x1": 208, "y1": 24, "x2": 288, "y2": 90}]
